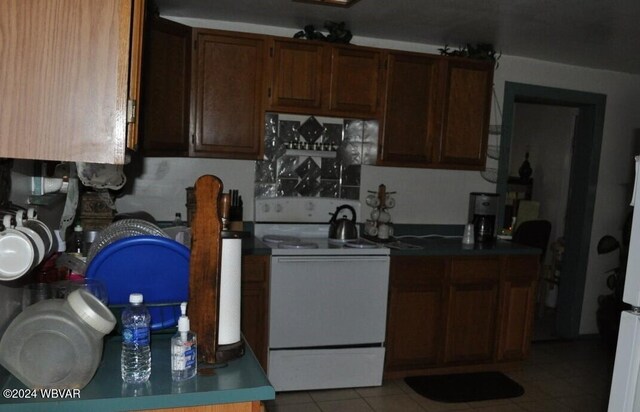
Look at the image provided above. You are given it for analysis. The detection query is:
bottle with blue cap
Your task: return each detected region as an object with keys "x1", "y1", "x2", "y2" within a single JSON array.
[{"x1": 171, "y1": 302, "x2": 197, "y2": 381}]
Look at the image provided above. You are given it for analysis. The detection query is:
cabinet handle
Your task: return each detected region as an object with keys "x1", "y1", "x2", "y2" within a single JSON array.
[{"x1": 126, "y1": 99, "x2": 136, "y2": 124}]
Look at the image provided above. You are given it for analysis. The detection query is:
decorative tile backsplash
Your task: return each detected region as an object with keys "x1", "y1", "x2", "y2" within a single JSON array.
[{"x1": 255, "y1": 113, "x2": 378, "y2": 200}]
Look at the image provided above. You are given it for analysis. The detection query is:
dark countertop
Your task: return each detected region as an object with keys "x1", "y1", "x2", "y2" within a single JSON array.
[
  {"x1": 0, "y1": 334, "x2": 274, "y2": 412},
  {"x1": 242, "y1": 237, "x2": 271, "y2": 256},
  {"x1": 242, "y1": 235, "x2": 540, "y2": 257},
  {"x1": 384, "y1": 236, "x2": 541, "y2": 256}
]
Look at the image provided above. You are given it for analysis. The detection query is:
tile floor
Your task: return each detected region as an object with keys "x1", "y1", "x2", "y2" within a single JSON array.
[{"x1": 265, "y1": 338, "x2": 615, "y2": 412}]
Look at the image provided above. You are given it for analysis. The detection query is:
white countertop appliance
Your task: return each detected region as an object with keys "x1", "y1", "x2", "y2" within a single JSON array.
[
  {"x1": 255, "y1": 197, "x2": 390, "y2": 392},
  {"x1": 609, "y1": 156, "x2": 640, "y2": 411}
]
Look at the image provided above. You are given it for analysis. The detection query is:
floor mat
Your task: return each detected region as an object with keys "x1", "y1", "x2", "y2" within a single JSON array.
[{"x1": 405, "y1": 371, "x2": 525, "y2": 403}]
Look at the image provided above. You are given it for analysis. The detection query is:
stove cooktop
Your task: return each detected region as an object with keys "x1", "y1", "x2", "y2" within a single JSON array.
[{"x1": 260, "y1": 234, "x2": 389, "y2": 256}]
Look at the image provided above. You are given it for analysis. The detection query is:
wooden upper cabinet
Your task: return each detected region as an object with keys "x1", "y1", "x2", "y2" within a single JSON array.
[
  {"x1": 191, "y1": 30, "x2": 267, "y2": 159},
  {"x1": 328, "y1": 46, "x2": 383, "y2": 116},
  {"x1": 379, "y1": 52, "x2": 441, "y2": 166},
  {"x1": 436, "y1": 58, "x2": 493, "y2": 168},
  {"x1": 267, "y1": 38, "x2": 383, "y2": 118},
  {"x1": 141, "y1": 16, "x2": 191, "y2": 156},
  {"x1": 269, "y1": 40, "x2": 325, "y2": 110},
  {"x1": 0, "y1": 0, "x2": 144, "y2": 164},
  {"x1": 379, "y1": 54, "x2": 493, "y2": 170}
]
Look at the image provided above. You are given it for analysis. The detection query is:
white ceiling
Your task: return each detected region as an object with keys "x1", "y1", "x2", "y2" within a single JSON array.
[{"x1": 154, "y1": 0, "x2": 640, "y2": 75}]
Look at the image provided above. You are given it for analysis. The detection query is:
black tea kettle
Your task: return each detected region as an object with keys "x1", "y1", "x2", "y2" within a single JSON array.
[{"x1": 328, "y1": 205, "x2": 358, "y2": 241}]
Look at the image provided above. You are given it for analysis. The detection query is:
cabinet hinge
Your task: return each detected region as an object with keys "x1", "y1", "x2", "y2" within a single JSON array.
[
  {"x1": 191, "y1": 134, "x2": 196, "y2": 145},
  {"x1": 269, "y1": 47, "x2": 273, "y2": 57},
  {"x1": 126, "y1": 99, "x2": 136, "y2": 124},
  {"x1": 268, "y1": 87, "x2": 272, "y2": 98}
]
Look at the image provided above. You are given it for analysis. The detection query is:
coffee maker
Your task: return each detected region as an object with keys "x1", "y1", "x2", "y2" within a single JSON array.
[{"x1": 468, "y1": 192, "x2": 499, "y2": 243}]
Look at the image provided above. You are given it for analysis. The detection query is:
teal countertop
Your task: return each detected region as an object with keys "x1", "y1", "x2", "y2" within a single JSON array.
[{"x1": 0, "y1": 334, "x2": 274, "y2": 412}]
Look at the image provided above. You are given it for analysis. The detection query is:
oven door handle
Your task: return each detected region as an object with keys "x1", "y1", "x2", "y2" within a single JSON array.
[{"x1": 273, "y1": 256, "x2": 389, "y2": 263}]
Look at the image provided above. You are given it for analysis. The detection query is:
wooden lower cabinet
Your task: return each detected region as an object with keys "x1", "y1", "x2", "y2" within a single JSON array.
[
  {"x1": 385, "y1": 257, "x2": 446, "y2": 372},
  {"x1": 497, "y1": 256, "x2": 539, "y2": 361},
  {"x1": 241, "y1": 255, "x2": 269, "y2": 371},
  {"x1": 385, "y1": 254, "x2": 538, "y2": 378},
  {"x1": 443, "y1": 257, "x2": 499, "y2": 364}
]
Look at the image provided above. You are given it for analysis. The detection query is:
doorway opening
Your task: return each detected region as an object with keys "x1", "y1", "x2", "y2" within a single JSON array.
[
  {"x1": 508, "y1": 103, "x2": 579, "y2": 340},
  {"x1": 496, "y1": 82, "x2": 606, "y2": 339}
]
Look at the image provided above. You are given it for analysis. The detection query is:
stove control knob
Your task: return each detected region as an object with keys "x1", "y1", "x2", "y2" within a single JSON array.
[
  {"x1": 275, "y1": 203, "x2": 283, "y2": 213},
  {"x1": 304, "y1": 201, "x2": 314, "y2": 211},
  {"x1": 261, "y1": 203, "x2": 270, "y2": 213}
]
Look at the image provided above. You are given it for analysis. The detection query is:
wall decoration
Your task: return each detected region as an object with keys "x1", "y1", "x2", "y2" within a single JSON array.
[{"x1": 255, "y1": 113, "x2": 377, "y2": 200}]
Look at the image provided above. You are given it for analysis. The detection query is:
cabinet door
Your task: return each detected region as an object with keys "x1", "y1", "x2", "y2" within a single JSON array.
[
  {"x1": 192, "y1": 30, "x2": 266, "y2": 159},
  {"x1": 379, "y1": 52, "x2": 441, "y2": 166},
  {"x1": 268, "y1": 39, "x2": 325, "y2": 111},
  {"x1": 497, "y1": 256, "x2": 539, "y2": 361},
  {"x1": 328, "y1": 46, "x2": 383, "y2": 116},
  {"x1": 436, "y1": 58, "x2": 493, "y2": 168},
  {"x1": 141, "y1": 16, "x2": 191, "y2": 156},
  {"x1": 385, "y1": 257, "x2": 446, "y2": 372},
  {"x1": 0, "y1": 0, "x2": 140, "y2": 164},
  {"x1": 126, "y1": 0, "x2": 145, "y2": 152},
  {"x1": 444, "y1": 257, "x2": 500, "y2": 364},
  {"x1": 241, "y1": 255, "x2": 269, "y2": 371}
]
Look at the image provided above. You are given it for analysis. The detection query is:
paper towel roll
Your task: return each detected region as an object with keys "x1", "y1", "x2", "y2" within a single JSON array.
[{"x1": 218, "y1": 238, "x2": 242, "y2": 345}]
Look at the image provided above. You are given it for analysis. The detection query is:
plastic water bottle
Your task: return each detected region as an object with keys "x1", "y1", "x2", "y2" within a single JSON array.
[{"x1": 121, "y1": 293, "x2": 151, "y2": 383}]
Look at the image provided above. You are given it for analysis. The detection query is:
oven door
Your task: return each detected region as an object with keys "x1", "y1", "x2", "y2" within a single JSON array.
[{"x1": 269, "y1": 255, "x2": 390, "y2": 348}]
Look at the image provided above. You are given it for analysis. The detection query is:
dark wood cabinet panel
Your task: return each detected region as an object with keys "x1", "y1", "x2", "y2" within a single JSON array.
[
  {"x1": 497, "y1": 256, "x2": 539, "y2": 361},
  {"x1": 444, "y1": 257, "x2": 500, "y2": 364},
  {"x1": 380, "y1": 54, "x2": 493, "y2": 170},
  {"x1": 385, "y1": 257, "x2": 446, "y2": 371},
  {"x1": 191, "y1": 30, "x2": 266, "y2": 159},
  {"x1": 269, "y1": 40, "x2": 325, "y2": 110},
  {"x1": 141, "y1": 16, "x2": 191, "y2": 156},
  {"x1": 267, "y1": 39, "x2": 383, "y2": 118},
  {"x1": 385, "y1": 255, "x2": 539, "y2": 378},
  {"x1": 328, "y1": 46, "x2": 383, "y2": 116},
  {"x1": 241, "y1": 255, "x2": 269, "y2": 371},
  {"x1": 436, "y1": 58, "x2": 493, "y2": 168},
  {"x1": 379, "y1": 52, "x2": 441, "y2": 166}
]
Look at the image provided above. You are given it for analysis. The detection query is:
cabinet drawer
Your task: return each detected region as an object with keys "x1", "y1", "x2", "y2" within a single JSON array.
[
  {"x1": 450, "y1": 257, "x2": 499, "y2": 283},
  {"x1": 390, "y1": 256, "x2": 445, "y2": 287}
]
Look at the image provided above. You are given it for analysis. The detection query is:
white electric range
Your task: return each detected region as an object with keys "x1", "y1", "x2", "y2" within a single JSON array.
[{"x1": 255, "y1": 197, "x2": 390, "y2": 392}]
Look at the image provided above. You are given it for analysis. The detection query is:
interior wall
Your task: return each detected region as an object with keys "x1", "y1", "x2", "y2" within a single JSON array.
[{"x1": 510, "y1": 103, "x2": 578, "y2": 262}]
